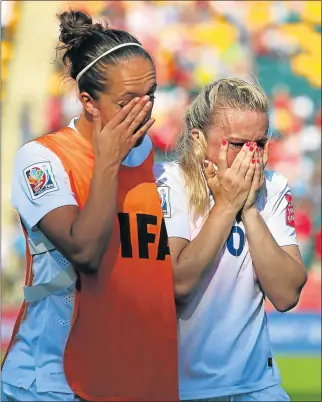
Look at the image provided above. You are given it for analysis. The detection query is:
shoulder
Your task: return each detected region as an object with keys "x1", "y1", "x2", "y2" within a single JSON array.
[
  {"x1": 264, "y1": 170, "x2": 290, "y2": 200},
  {"x1": 153, "y1": 161, "x2": 183, "y2": 184},
  {"x1": 14, "y1": 141, "x2": 60, "y2": 168},
  {"x1": 15, "y1": 141, "x2": 49, "y2": 157},
  {"x1": 11, "y1": 140, "x2": 78, "y2": 228},
  {"x1": 13, "y1": 141, "x2": 67, "y2": 184},
  {"x1": 12, "y1": 140, "x2": 71, "y2": 202}
]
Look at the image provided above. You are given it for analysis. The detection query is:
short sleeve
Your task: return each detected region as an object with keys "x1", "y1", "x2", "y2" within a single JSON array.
[
  {"x1": 153, "y1": 162, "x2": 190, "y2": 241},
  {"x1": 11, "y1": 142, "x2": 78, "y2": 230},
  {"x1": 265, "y1": 172, "x2": 297, "y2": 247}
]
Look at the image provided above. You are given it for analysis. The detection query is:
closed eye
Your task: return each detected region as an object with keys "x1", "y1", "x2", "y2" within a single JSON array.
[
  {"x1": 229, "y1": 142, "x2": 244, "y2": 149},
  {"x1": 229, "y1": 139, "x2": 268, "y2": 150}
]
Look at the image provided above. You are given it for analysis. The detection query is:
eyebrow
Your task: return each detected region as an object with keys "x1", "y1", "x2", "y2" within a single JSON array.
[
  {"x1": 120, "y1": 83, "x2": 157, "y2": 98},
  {"x1": 227, "y1": 135, "x2": 269, "y2": 143}
]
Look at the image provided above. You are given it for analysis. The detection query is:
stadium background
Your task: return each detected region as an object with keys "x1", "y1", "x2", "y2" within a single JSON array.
[{"x1": 1, "y1": 1, "x2": 321, "y2": 400}]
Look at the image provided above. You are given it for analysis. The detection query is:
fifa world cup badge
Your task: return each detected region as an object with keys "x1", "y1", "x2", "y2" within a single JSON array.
[
  {"x1": 157, "y1": 185, "x2": 171, "y2": 218},
  {"x1": 23, "y1": 162, "x2": 59, "y2": 199}
]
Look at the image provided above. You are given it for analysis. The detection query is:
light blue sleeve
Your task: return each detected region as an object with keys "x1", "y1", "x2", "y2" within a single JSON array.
[
  {"x1": 11, "y1": 142, "x2": 78, "y2": 230},
  {"x1": 1, "y1": 384, "x2": 8, "y2": 402}
]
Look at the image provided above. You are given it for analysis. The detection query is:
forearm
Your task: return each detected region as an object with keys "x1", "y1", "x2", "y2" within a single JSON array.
[
  {"x1": 70, "y1": 162, "x2": 119, "y2": 271},
  {"x1": 174, "y1": 204, "x2": 236, "y2": 296},
  {"x1": 242, "y1": 208, "x2": 307, "y2": 311}
]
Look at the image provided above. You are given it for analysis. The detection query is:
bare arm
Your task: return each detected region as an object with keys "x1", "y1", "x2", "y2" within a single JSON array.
[
  {"x1": 242, "y1": 208, "x2": 307, "y2": 312},
  {"x1": 38, "y1": 166, "x2": 118, "y2": 274},
  {"x1": 169, "y1": 204, "x2": 236, "y2": 297},
  {"x1": 241, "y1": 147, "x2": 307, "y2": 311},
  {"x1": 39, "y1": 97, "x2": 154, "y2": 274}
]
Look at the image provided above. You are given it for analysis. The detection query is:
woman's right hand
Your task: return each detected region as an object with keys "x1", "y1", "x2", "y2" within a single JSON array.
[
  {"x1": 205, "y1": 140, "x2": 256, "y2": 214},
  {"x1": 92, "y1": 95, "x2": 155, "y2": 167}
]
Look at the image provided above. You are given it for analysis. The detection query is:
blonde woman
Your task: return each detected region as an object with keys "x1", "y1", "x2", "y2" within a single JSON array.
[{"x1": 154, "y1": 78, "x2": 307, "y2": 401}]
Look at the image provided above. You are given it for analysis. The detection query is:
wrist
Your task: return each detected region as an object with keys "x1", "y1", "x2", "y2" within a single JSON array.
[
  {"x1": 210, "y1": 202, "x2": 237, "y2": 221},
  {"x1": 241, "y1": 206, "x2": 259, "y2": 222},
  {"x1": 95, "y1": 158, "x2": 121, "y2": 176},
  {"x1": 92, "y1": 162, "x2": 120, "y2": 189}
]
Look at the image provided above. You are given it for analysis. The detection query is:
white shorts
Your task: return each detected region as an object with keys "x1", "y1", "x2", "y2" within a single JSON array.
[
  {"x1": 1, "y1": 381, "x2": 79, "y2": 402},
  {"x1": 182, "y1": 384, "x2": 290, "y2": 402}
]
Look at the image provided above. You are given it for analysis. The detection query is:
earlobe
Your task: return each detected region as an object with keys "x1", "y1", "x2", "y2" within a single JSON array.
[{"x1": 191, "y1": 129, "x2": 200, "y2": 140}]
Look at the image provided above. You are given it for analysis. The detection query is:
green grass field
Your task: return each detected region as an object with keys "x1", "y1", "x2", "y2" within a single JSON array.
[{"x1": 276, "y1": 356, "x2": 321, "y2": 401}]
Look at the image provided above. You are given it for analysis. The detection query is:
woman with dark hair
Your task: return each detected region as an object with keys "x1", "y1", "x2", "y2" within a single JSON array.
[{"x1": 2, "y1": 10, "x2": 178, "y2": 402}]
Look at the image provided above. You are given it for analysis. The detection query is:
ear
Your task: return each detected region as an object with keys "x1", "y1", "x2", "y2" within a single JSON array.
[
  {"x1": 191, "y1": 128, "x2": 200, "y2": 139},
  {"x1": 79, "y1": 92, "x2": 96, "y2": 116}
]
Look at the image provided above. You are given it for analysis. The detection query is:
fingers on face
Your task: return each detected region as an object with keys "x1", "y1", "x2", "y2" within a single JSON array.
[
  {"x1": 111, "y1": 97, "x2": 141, "y2": 126},
  {"x1": 253, "y1": 148, "x2": 263, "y2": 188},
  {"x1": 92, "y1": 108, "x2": 102, "y2": 135},
  {"x1": 122, "y1": 96, "x2": 152, "y2": 130},
  {"x1": 218, "y1": 140, "x2": 228, "y2": 171},
  {"x1": 131, "y1": 118, "x2": 155, "y2": 143},
  {"x1": 111, "y1": 95, "x2": 150, "y2": 128},
  {"x1": 254, "y1": 157, "x2": 262, "y2": 183},
  {"x1": 204, "y1": 160, "x2": 216, "y2": 178},
  {"x1": 259, "y1": 159, "x2": 265, "y2": 188},
  {"x1": 128, "y1": 100, "x2": 153, "y2": 133},
  {"x1": 233, "y1": 142, "x2": 255, "y2": 176},
  {"x1": 245, "y1": 153, "x2": 257, "y2": 183}
]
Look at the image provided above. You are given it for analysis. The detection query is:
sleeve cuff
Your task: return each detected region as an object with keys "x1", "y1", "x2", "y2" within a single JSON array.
[
  {"x1": 166, "y1": 223, "x2": 191, "y2": 241},
  {"x1": 276, "y1": 238, "x2": 298, "y2": 247}
]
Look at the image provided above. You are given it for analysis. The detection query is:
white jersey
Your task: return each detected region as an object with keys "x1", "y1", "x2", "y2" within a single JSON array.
[
  {"x1": 153, "y1": 162, "x2": 297, "y2": 400},
  {"x1": 2, "y1": 118, "x2": 153, "y2": 394}
]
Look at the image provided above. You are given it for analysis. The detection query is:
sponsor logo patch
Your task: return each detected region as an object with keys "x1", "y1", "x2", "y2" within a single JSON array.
[
  {"x1": 157, "y1": 184, "x2": 171, "y2": 218},
  {"x1": 23, "y1": 162, "x2": 59, "y2": 199},
  {"x1": 285, "y1": 193, "x2": 295, "y2": 228}
]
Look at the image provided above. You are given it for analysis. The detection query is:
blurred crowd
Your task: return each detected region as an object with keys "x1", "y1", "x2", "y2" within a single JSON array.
[{"x1": 1, "y1": 1, "x2": 321, "y2": 306}]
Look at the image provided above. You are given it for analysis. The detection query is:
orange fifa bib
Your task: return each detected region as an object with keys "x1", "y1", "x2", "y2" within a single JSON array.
[{"x1": 4, "y1": 128, "x2": 179, "y2": 401}]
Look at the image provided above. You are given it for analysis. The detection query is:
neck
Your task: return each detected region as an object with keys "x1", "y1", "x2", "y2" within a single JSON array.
[{"x1": 75, "y1": 113, "x2": 94, "y2": 144}]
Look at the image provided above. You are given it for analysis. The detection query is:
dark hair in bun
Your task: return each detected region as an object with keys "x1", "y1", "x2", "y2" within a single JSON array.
[{"x1": 56, "y1": 9, "x2": 153, "y2": 100}]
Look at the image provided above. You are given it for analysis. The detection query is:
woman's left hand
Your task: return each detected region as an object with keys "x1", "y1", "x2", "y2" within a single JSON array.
[{"x1": 242, "y1": 146, "x2": 265, "y2": 213}]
